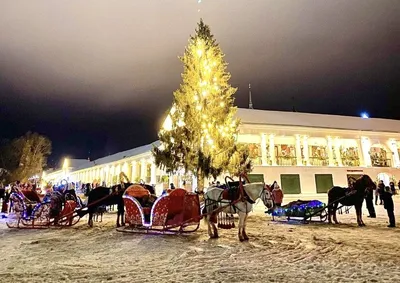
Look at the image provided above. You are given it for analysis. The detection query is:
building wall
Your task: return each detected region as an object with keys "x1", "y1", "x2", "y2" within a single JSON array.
[{"x1": 44, "y1": 119, "x2": 400, "y2": 198}]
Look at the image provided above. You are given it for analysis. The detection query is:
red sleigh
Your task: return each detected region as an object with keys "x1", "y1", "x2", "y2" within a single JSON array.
[{"x1": 118, "y1": 188, "x2": 201, "y2": 234}]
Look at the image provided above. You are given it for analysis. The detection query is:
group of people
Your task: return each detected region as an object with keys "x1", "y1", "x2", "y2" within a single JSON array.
[{"x1": 365, "y1": 180, "x2": 396, "y2": 227}]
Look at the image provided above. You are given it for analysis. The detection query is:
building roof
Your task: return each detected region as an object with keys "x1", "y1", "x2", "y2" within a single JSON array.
[
  {"x1": 236, "y1": 108, "x2": 400, "y2": 133},
  {"x1": 74, "y1": 141, "x2": 160, "y2": 171},
  {"x1": 67, "y1": 159, "x2": 91, "y2": 169}
]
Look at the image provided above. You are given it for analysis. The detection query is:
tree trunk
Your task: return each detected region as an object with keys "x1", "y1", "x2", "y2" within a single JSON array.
[{"x1": 196, "y1": 169, "x2": 205, "y2": 192}]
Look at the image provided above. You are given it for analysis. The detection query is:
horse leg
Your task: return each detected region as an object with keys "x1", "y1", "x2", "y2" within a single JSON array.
[
  {"x1": 238, "y1": 212, "x2": 245, "y2": 242},
  {"x1": 333, "y1": 203, "x2": 339, "y2": 224},
  {"x1": 88, "y1": 212, "x2": 94, "y2": 228},
  {"x1": 356, "y1": 205, "x2": 365, "y2": 226},
  {"x1": 359, "y1": 203, "x2": 366, "y2": 226},
  {"x1": 355, "y1": 205, "x2": 360, "y2": 226},
  {"x1": 116, "y1": 212, "x2": 121, "y2": 227},
  {"x1": 121, "y1": 208, "x2": 125, "y2": 226},
  {"x1": 327, "y1": 197, "x2": 333, "y2": 224},
  {"x1": 205, "y1": 215, "x2": 213, "y2": 238},
  {"x1": 242, "y1": 213, "x2": 249, "y2": 241},
  {"x1": 211, "y1": 213, "x2": 219, "y2": 238}
]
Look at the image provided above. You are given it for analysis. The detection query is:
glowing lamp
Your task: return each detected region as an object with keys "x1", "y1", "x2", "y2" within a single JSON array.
[{"x1": 361, "y1": 112, "x2": 369, "y2": 119}]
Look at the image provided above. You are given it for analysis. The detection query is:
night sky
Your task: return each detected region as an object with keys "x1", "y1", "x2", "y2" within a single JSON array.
[{"x1": 1, "y1": 0, "x2": 398, "y2": 167}]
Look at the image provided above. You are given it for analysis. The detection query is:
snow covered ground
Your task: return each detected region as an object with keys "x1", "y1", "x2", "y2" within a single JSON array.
[{"x1": 1, "y1": 199, "x2": 400, "y2": 283}]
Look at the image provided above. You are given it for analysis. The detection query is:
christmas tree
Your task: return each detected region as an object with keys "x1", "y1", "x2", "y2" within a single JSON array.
[{"x1": 153, "y1": 19, "x2": 251, "y2": 191}]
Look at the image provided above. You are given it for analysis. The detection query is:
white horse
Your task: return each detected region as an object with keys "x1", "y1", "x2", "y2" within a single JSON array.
[{"x1": 203, "y1": 182, "x2": 273, "y2": 241}]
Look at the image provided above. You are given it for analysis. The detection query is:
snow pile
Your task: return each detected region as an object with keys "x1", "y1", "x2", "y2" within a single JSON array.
[{"x1": 1, "y1": 200, "x2": 400, "y2": 282}]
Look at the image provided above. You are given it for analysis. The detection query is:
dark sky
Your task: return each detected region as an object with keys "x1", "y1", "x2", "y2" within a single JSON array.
[{"x1": 1, "y1": 0, "x2": 399, "y2": 167}]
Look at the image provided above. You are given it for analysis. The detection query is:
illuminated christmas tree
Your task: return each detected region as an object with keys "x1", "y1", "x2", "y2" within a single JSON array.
[{"x1": 153, "y1": 19, "x2": 251, "y2": 191}]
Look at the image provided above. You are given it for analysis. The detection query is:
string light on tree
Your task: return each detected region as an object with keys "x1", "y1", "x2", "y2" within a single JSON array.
[{"x1": 153, "y1": 19, "x2": 252, "y2": 191}]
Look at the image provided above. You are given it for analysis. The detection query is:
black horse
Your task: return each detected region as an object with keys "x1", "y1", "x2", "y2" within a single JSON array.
[
  {"x1": 328, "y1": 174, "x2": 376, "y2": 226},
  {"x1": 78, "y1": 183, "x2": 132, "y2": 227}
]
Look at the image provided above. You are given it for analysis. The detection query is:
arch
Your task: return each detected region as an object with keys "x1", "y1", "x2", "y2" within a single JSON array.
[{"x1": 377, "y1": 173, "x2": 390, "y2": 186}]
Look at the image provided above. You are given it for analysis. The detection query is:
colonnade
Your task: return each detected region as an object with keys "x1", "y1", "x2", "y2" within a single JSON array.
[{"x1": 258, "y1": 134, "x2": 400, "y2": 168}]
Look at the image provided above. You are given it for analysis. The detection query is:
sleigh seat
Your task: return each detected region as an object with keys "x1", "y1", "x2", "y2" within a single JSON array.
[
  {"x1": 123, "y1": 194, "x2": 170, "y2": 227},
  {"x1": 124, "y1": 185, "x2": 153, "y2": 210}
]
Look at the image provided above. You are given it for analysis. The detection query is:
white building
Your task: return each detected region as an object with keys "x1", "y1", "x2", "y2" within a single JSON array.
[{"x1": 44, "y1": 108, "x2": 400, "y2": 199}]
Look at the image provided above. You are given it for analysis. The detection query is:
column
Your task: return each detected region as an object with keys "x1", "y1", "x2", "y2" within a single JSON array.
[
  {"x1": 150, "y1": 160, "x2": 157, "y2": 185},
  {"x1": 360, "y1": 136, "x2": 372, "y2": 167},
  {"x1": 389, "y1": 139, "x2": 400, "y2": 167},
  {"x1": 269, "y1": 134, "x2": 276, "y2": 166},
  {"x1": 303, "y1": 135, "x2": 309, "y2": 166},
  {"x1": 104, "y1": 166, "x2": 109, "y2": 185},
  {"x1": 99, "y1": 167, "x2": 104, "y2": 183},
  {"x1": 327, "y1": 136, "x2": 334, "y2": 166},
  {"x1": 131, "y1": 161, "x2": 137, "y2": 182},
  {"x1": 295, "y1": 135, "x2": 303, "y2": 166},
  {"x1": 122, "y1": 162, "x2": 128, "y2": 177},
  {"x1": 334, "y1": 138, "x2": 343, "y2": 166},
  {"x1": 261, "y1": 133, "x2": 267, "y2": 165},
  {"x1": 140, "y1": 159, "x2": 147, "y2": 181},
  {"x1": 115, "y1": 164, "x2": 121, "y2": 177},
  {"x1": 110, "y1": 165, "x2": 115, "y2": 185}
]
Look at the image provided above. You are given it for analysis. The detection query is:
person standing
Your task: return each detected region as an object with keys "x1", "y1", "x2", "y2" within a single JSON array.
[
  {"x1": 365, "y1": 187, "x2": 376, "y2": 218},
  {"x1": 378, "y1": 180, "x2": 385, "y2": 205},
  {"x1": 383, "y1": 186, "x2": 395, "y2": 228},
  {"x1": 390, "y1": 182, "x2": 396, "y2": 195},
  {"x1": 272, "y1": 182, "x2": 284, "y2": 207}
]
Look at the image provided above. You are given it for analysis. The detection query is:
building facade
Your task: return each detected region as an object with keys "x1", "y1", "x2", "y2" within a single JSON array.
[{"x1": 43, "y1": 108, "x2": 400, "y2": 198}]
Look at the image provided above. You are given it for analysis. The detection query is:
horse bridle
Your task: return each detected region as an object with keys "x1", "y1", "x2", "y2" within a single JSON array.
[{"x1": 260, "y1": 187, "x2": 272, "y2": 204}]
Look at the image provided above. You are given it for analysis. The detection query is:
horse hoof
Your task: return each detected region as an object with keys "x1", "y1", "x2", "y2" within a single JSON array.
[{"x1": 239, "y1": 238, "x2": 245, "y2": 242}]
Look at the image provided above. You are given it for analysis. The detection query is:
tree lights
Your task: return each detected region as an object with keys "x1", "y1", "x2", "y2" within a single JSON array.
[{"x1": 153, "y1": 19, "x2": 251, "y2": 191}]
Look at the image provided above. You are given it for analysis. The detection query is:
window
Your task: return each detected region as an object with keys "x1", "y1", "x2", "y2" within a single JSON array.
[
  {"x1": 248, "y1": 174, "x2": 264, "y2": 183},
  {"x1": 315, "y1": 174, "x2": 333, "y2": 193},
  {"x1": 280, "y1": 174, "x2": 301, "y2": 194},
  {"x1": 340, "y1": 146, "x2": 360, "y2": 166},
  {"x1": 369, "y1": 147, "x2": 391, "y2": 167},
  {"x1": 275, "y1": 144, "x2": 297, "y2": 166},
  {"x1": 309, "y1": 146, "x2": 328, "y2": 166}
]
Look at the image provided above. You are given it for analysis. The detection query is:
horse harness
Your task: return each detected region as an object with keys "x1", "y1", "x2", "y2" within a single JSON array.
[{"x1": 205, "y1": 182, "x2": 267, "y2": 214}]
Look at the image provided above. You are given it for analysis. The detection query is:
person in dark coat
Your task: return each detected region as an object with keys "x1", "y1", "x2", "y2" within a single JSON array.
[
  {"x1": 390, "y1": 182, "x2": 396, "y2": 195},
  {"x1": 382, "y1": 186, "x2": 395, "y2": 228},
  {"x1": 377, "y1": 180, "x2": 385, "y2": 205},
  {"x1": 365, "y1": 187, "x2": 376, "y2": 218}
]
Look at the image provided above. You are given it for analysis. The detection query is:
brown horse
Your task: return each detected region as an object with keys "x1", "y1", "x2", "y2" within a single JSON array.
[{"x1": 328, "y1": 174, "x2": 376, "y2": 226}]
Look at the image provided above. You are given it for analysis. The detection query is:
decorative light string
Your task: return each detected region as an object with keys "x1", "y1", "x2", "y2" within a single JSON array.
[{"x1": 269, "y1": 200, "x2": 325, "y2": 217}]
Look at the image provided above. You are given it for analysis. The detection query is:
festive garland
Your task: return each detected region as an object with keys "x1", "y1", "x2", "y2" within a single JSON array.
[{"x1": 269, "y1": 200, "x2": 325, "y2": 217}]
